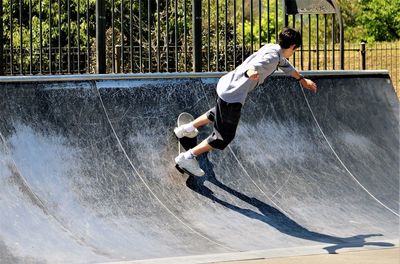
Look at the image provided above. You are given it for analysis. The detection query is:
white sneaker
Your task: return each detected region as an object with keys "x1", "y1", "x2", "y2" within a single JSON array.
[
  {"x1": 174, "y1": 125, "x2": 198, "y2": 139},
  {"x1": 175, "y1": 153, "x2": 205, "y2": 176}
]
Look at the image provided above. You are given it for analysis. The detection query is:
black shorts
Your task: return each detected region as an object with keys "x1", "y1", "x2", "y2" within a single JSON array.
[{"x1": 206, "y1": 97, "x2": 242, "y2": 150}]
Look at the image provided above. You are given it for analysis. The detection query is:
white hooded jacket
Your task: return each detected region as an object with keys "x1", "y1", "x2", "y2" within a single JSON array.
[{"x1": 216, "y1": 43, "x2": 296, "y2": 104}]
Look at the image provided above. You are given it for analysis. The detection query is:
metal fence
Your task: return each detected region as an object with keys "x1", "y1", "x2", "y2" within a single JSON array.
[
  {"x1": 0, "y1": 0, "x2": 398, "y2": 94},
  {"x1": 0, "y1": 0, "x2": 344, "y2": 74},
  {"x1": 292, "y1": 42, "x2": 399, "y2": 94},
  {"x1": 345, "y1": 42, "x2": 399, "y2": 94}
]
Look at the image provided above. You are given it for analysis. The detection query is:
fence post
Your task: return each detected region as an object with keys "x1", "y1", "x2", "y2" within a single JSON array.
[
  {"x1": 282, "y1": 1, "x2": 288, "y2": 27},
  {"x1": 0, "y1": 0, "x2": 3, "y2": 75},
  {"x1": 96, "y1": 0, "x2": 106, "y2": 74},
  {"x1": 115, "y1": 45, "x2": 121, "y2": 73},
  {"x1": 360, "y1": 42, "x2": 366, "y2": 70},
  {"x1": 192, "y1": 0, "x2": 202, "y2": 72},
  {"x1": 334, "y1": 1, "x2": 345, "y2": 70}
]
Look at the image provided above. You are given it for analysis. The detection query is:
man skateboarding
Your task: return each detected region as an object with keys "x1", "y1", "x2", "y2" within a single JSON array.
[{"x1": 174, "y1": 27, "x2": 317, "y2": 176}]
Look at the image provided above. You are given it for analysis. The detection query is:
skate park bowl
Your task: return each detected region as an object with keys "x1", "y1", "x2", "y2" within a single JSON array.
[{"x1": 0, "y1": 71, "x2": 398, "y2": 263}]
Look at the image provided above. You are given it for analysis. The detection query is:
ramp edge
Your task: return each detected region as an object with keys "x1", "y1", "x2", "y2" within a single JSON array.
[{"x1": 0, "y1": 70, "x2": 390, "y2": 83}]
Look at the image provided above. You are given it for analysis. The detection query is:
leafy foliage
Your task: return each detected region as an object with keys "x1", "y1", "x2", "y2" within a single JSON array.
[
  {"x1": 357, "y1": 0, "x2": 400, "y2": 42},
  {"x1": 338, "y1": 0, "x2": 400, "y2": 42}
]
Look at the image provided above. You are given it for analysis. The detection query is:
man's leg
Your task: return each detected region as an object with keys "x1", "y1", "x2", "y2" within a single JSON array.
[
  {"x1": 174, "y1": 112, "x2": 214, "y2": 155},
  {"x1": 192, "y1": 113, "x2": 213, "y2": 128},
  {"x1": 175, "y1": 98, "x2": 241, "y2": 176},
  {"x1": 191, "y1": 139, "x2": 213, "y2": 156},
  {"x1": 174, "y1": 112, "x2": 212, "y2": 139},
  {"x1": 174, "y1": 112, "x2": 214, "y2": 176},
  {"x1": 190, "y1": 112, "x2": 215, "y2": 156},
  {"x1": 194, "y1": 98, "x2": 242, "y2": 157}
]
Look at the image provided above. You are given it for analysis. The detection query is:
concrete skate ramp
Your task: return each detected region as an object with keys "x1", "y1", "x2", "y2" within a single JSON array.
[{"x1": 0, "y1": 71, "x2": 398, "y2": 263}]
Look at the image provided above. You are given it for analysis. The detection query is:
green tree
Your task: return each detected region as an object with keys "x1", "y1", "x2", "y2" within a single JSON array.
[
  {"x1": 336, "y1": 0, "x2": 365, "y2": 42},
  {"x1": 357, "y1": 0, "x2": 400, "y2": 42},
  {"x1": 337, "y1": 0, "x2": 400, "y2": 42}
]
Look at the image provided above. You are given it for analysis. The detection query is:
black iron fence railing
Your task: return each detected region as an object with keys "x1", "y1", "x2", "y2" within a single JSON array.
[
  {"x1": 0, "y1": 0, "x2": 398, "y2": 94},
  {"x1": 0, "y1": 0, "x2": 344, "y2": 74}
]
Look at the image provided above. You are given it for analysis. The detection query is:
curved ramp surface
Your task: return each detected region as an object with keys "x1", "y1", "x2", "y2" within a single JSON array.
[{"x1": 0, "y1": 73, "x2": 398, "y2": 263}]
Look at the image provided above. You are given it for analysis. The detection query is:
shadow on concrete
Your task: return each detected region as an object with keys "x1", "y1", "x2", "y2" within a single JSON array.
[{"x1": 186, "y1": 154, "x2": 395, "y2": 254}]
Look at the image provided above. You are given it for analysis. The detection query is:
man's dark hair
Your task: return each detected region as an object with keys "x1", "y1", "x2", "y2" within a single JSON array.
[{"x1": 278, "y1": 27, "x2": 302, "y2": 49}]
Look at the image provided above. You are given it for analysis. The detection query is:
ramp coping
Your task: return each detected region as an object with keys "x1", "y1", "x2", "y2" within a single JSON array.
[{"x1": 0, "y1": 70, "x2": 390, "y2": 83}]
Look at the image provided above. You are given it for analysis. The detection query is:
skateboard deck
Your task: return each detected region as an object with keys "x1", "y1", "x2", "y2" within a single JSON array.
[
  {"x1": 175, "y1": 112, "x2": 197, "y2": 175},
  {"x1": 177, "y1": 112, "x2": 197, "y2": 152}
]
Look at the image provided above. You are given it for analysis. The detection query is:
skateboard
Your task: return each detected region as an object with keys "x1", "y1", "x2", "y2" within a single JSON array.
[{"x1": 175, "y1": 112, "x2": 197, "y2": 175}]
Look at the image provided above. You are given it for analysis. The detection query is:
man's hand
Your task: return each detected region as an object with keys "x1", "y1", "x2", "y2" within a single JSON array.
[
  {"x1": 300, "y1": 78, "x2": 317, "y2": 93},
  {"x1": 246, "y1": 69, "x2": 259, "y2": 80}
]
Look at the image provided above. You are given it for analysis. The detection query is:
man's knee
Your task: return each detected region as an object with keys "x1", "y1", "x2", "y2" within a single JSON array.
[
  {"x1": 207, "y1": 133, "x2": 236, "y2": 150},
  {"x1": 206, "y1": 107, "x2": 216, "y2": 122}
]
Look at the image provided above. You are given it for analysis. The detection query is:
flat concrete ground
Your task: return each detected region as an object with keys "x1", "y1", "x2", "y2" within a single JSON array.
[{"x1": 213, "y1": 248, "x2": 399, "y2": 264}]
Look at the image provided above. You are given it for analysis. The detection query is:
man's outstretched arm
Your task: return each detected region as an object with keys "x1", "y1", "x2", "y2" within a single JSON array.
[{"x1": 291, "y1": 70, "x2": 318, "y2": 93}]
